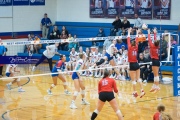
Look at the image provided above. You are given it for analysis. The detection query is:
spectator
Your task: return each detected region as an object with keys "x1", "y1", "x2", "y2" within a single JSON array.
[
  {"x1": 68, "y1": 34, "x2": 77, "y2": 51},
  {"x1": 161, "y1": 33, "x2": 168, "y2": 61},
  {"x1": 103, "y1": 38, "x2": 111, "y2": 50},
  {"x1": 94, "y1": 28, "x2": 105, "y2": 46},
  {"x1": 33, "y1": 35, "x2": 41, "y2": 54},
  {"x1": 153, "y1": 104, "x2": 173, "y2": 120},
  {"x1": 59, "y1": 31, "x2": 68, "y2": 50},
  {"x1": 133, "y1": 14, "x2": 143, "y2": 30},
  {"x1": 170, "y1": 35, "x2": 177, "y2": 61},
  {"x1": 49, "y1": 26, "x2": 60, "y2": 40},
  {"x1": 24, "y1": 32, "x2": 34, "y2": 53},
  {"x1": 143, "y1": 45, "x2": 151, "y2": 60},
  {"x1": 115, "y1": 38, "x2": 127, "y2": 50},
  {"x1": 110, "y1": 16, "x2": 122, "y2": 36},
  {"x1": 138, "y1": 53, "x2": 148, "y2": 82},
  {"x1": 121, "y1": 17, "x2": 130, "y2": 35},
  {"x1": 62, "y1": 26, "x2": 68, "y2": 36},
  {"x1": 41, "y1": 13, "x2": 52, "y2": 39},
  {"x1": 0, "y1": 39, "x2": 7, "y2": 77}
]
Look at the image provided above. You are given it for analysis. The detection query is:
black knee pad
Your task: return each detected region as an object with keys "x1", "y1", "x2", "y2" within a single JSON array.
[{"x1": 96, "y1": 59, "x2": 105, "y2": 66}]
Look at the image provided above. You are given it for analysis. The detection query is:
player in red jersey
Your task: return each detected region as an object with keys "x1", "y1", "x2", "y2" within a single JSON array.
[
  {"x1": 127, "y1": 28, "x2": 145, "y2": 98},
  {"x1": 148, "y1": 28, "x2": 160, "y2": 92},
  {"x1": 91, "y1": 70, "x2": 123, "y2": 120}
]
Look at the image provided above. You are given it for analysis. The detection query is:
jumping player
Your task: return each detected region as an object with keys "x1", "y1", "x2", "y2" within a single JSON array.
[
  {"x1": 70, "y1": 53, "x2": 90, "y2": 109},
  {"x1": 90, "y1": 39, "x2": 121, "y2": 80},
  {"x1": 127, "y1": 28, "x2": 145, "y2": 98},
  {"x1": 147, "y1": 28, "x2": 160, "y2": 92},
  {"x1": 47, "y1": 54, "x2": 71, "y2": 95},
  {"x1": 91, "y1": 70, "x2": 124, "y2": 120},
  {"x1": 6, "y1": 64, "x2": 25, "y2": 92}
]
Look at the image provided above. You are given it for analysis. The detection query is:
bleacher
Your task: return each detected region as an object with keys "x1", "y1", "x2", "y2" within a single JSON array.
[{"x1": 18, "y1": 21, "x2": 179, "y2": 73}]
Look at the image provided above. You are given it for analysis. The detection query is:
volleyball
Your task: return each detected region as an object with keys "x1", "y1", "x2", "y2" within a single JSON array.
[{"x1": 142, "y1": 23, "x2": 148, "y2": 30}]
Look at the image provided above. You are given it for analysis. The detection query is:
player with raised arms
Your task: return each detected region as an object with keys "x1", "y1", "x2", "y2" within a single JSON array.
[
  {"x1": 70, "y1": 53, "x2": 90, "y2": 109},
  {"x1": 127, "y1": 28, "x2": 145, "y2": 98},
  {"x1": 47, "y1": 54, "x2": 71, "y2": 95},
  {"x1": 91, "y1": 70, "x2": 124, "y2": 120},
  {"x1": 147, "y1": 28, "x2": 160, "y2": 92}
]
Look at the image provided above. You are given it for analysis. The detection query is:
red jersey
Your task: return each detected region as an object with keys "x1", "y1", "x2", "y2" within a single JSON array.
[
  {"x1": 98, "y1": 77, "x2": 118, "y2": 94},
  {"x1": 127, "y1": 37, "x2": 138, "y2": 62},
  {"x1": 153, "y1": 112, "x2": 160, "y2": 120},
  {"x1": 148, "y1": 34, "x2": 159, "y2": 60}
]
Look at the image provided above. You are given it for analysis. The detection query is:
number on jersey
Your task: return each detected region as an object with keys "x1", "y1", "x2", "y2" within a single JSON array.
[
  {"x1": 132, "y1": 51, "x2": 137, "y2": 56},
  {"x1": 102, "y1": 79, "x2": 108, "y2": 86}
]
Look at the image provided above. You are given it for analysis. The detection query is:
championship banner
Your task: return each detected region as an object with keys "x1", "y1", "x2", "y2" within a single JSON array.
[
  {"x1": 30, "y1": 0, "x2": 45, "y2": 6},
  {"x1": 119, "y1": 0, "x2": 135, "y2": 19},
  {"x1": 90, "y1": 0, "x2": 104, "y2": 18},
  {"x1": 153, "y1": 0, "x2": 171, "y2": 20},
  {"x1": 13, "y1": 0, "x2": 29, "y2": 6},
  {"x1": 173, "y1": 46, "x2": 180, "y2": 96},
  {"x1": 136, "y1": 0, "x2": 152, "y2": 19},
  {"x1": 0, "y1": 0, "x2": 12, "y2": 6}
]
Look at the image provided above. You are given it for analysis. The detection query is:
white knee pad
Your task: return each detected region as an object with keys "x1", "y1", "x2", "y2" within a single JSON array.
[
  {"x1": 94, "y1": 109, "x2": 99, "y2": 114},
  {"x1": 137, "y1": 79, "x2": 142, "y2": 83},
  {"x1": 63, "y1": 82, "x2": 68, "y2": 86},
  {"x1": 116, "y1": 110, "x2": 121, "y2": 115},
  {"x1": 132, "y1": 81, "x2": 136, "y2": 85},
  {"x1": 122, "y1": 68, "x2": 125, "y2": 73},
  {"x1": 154, "y1": 76, "x2": 159, "y2": 82},
  {"x1": 51, "y1": 84, "x2": 56, "y2": 88},
  {"x1": 81, "y1": 90, "x2": 85, "y2": 95},
  {"x1": 73, "y1": 91, "x2": 79, "y2": 96},
  {"x1": 17, "y1": 78, "x2": 20, "y2": 82}
]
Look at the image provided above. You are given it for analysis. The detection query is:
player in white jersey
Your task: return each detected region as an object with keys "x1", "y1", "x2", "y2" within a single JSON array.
[
  {"x1": 161, "y1": 0, "x2": 169, "y2": 8},
  {"x1": 68, "y1": 48, "x2": 78, "y2": 72},
  {"x1": 139, "y1": 0, "x2": 152, "y2": 8},
  {"x1": 6, "y1": 64, "x2": 25, "y2": 92},
  {"x1": 92, "y1": 47, "x2": 101, "y2": 77},
  {"x1": 70, "y1": 53, "x2": 90, "y2": 109},
  {"x1": 125, "y1": 0, "x2": 135, "y2": 8},
  {"x1": 32, "y1": 43, "x2": 59, "y2": 72},
  {"x1": 122, "y1": 50, "x2": 129, "y2": 80},
  {"x1": 90, "y1": 39, "x2": 121, "y2": 80},
  {"x1": 107, "y1": 0, "x2": 114, "y2": 8}
]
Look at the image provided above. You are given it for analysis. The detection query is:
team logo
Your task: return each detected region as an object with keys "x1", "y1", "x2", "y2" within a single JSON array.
[{"x1": 30, "y1": 0, "x2": 36, "y2": 3}]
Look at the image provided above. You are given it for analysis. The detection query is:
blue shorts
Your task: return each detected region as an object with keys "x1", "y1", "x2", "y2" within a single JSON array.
[
  {"x1": 72, "y1": 72, "x2": 79, "y2": 80},
  {"x1": 105, "y1": 52, "x2": 113, "y2": 61},
  {"x1": 51, "y1": 69, "x2": 59, "y2": 77},
  {"x1": 6, "y1": 73, "x2": 11, "y2": 77}
]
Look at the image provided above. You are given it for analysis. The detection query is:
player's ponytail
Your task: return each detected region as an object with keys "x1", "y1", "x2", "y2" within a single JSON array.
[
  {"x1": 154, "y1": 40, "x2": 160, "y2": 47},
  {"x1": 103, "y1": 69, "x2": 110, "y2": 78}
]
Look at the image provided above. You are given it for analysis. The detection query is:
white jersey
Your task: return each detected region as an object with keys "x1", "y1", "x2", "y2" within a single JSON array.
[
  {"x1": 70, "y1": 51, "x2": 78, "y2": 62},
  {"x1": 74, "y1": 59, "x2": 84, "y2": 71},
  {"x1": 6, "y1": 64, "x2": 17, "y2": 73},
  {"x1": 161, "y1": 0, "x2": 169, "y2": 8},
  {"x1": 106, "y1": 44, "x2": 116, "y2": 55},
  {"x1": 122, "y1": 55, "x2": 128, "y2": 64},
  {"x1": 141, "y1": 0, "x2": 149, "y2": 8},
  {"x1": 92, "y1": 52, "x2": 101, "y2": 62},
  {"x1": 95, "y1": 0, "x2": 99, "y2": 8},
  {"x1": 125, "y1": 0, "x2": 131, "y2": 7},
  {"x1": 43, "y1": 45, "x2": 57, "y2": 59},
  {"x1": 117, "y1": 54, "x2": 124, "y2": 65},
  {"x1": 108, "y1": 0, "x2": 114, "y2": 8}
]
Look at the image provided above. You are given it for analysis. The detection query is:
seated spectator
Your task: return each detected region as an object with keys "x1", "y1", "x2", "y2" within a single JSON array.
[
  {"x1": 49, "y1": 26, "x2": 60, "y2": 40},
  {"x1": 138, "y1": 53, "x2": 148, "y2": 82},
  {"x1": 33, "y1": 35, "x2": 41, "y2": 53},
  {"x1": 115, "y1": 38, "x2": 127, "y2": 50},
  {"x1": 121, "y1": 17, "x2": 130, "y2": 35},
  {"x1": 110, "y1": 16, "x2": 121, "y2": 36},
  {"x1": 59, "y1": 31, "x2": 68, "y2": 50},
  {"x1": 153, "y1": 104, "x2": 173, "y2": 120},
  {"x1": 143, "y1": 45, "x2": 151, "y2": 60},
  {"x1": 24, "y1": 32, "x2": 35, "y2": 53},
  {"x1": 161, "y1": 34, "x2": 168, "y2": 61},
  {"x1": 62, "y1": 26, "x2": 68, "y2": 36},
  {"x1": 94, "y1": 28, "x2": 105, "y2": 46},
  {"x1": 68, "y1": 34, "x2": 77, "y2": 51}
]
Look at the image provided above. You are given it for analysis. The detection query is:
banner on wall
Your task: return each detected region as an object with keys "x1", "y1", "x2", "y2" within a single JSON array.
[
  {"x1": 0, "y1": 0, "x2": 12, "y2": 6},
  {"x1": 105, "y1": 0, "x2": 120, "y2": 18},
  {"x1": 13, "y1": 0, "x2": 29, "y2": 6},
  {"x1": 90, "y1": 0, "x2": 105, "y2": 18},
  {"x1": 153, "y1": 0, "x2": 171, "y2": 20},
  {"x1": 30, "y1": 0, "x2": 45, "y2": 6}
]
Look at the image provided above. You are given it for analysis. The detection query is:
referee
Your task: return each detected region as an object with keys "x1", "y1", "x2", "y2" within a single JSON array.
[{"x1": 91, "y1": 70, "x2": 123, "y2": 120}]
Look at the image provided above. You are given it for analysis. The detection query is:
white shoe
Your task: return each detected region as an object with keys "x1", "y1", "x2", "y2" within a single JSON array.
[
  {"x1": 6, "y1": 84, "x2": 11, "y2": 90},
  {"x1": 89, "y1": 73, "x2": 93, "y2": 77},
  {"x1": 82, "y1": 72, "x2": 86, "y2": 76},
  {"x1": 81, "y1": 99, "x2": 90, "y2": 105},
  {"x1": 121, "y1": 76, "x2": 126, "y2": 81},
  {"x1": 109, "y1": 74, "x2": 113, "y2": 78},
  {"x1": 47, "y1": 89, "x2": 52, "y2": 95},
  {"x1": 32, "y1": 66, "x2": 36, "y2": 72},
  {"x1": 115, "y1": 75, "x2": 121, "y2": 80},
  {"x1": 100, "y1": 74, "x2": 103, "y2": 78},
  {"x1": 18, "y1": 88, "x2": 25, "y2": 92},
  {"x1": 112, "y1": 74, "x2": 116, "y2": 79},
  {"x1": 70, "y1": 103, "x2": 77, "y2": 109},
  {"x1": 64, "y1": 90, "x2": 71, "y2": 95},
  {"x1": 143, "y1": 80, "x2": 147, "y2": 83}
]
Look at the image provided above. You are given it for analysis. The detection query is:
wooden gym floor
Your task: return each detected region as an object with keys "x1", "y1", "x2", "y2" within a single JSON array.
[{"x1": 0, "y1": 68, "x2": 179, "y2": 120}]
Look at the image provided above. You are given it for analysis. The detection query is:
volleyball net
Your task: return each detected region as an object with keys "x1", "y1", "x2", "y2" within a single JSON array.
[{"x1": 0, "y1": 32, "x2": 179, "y2": 80}]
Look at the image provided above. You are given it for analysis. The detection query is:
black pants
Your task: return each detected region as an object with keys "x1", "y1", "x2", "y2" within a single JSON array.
[
  {"x1": 0, "y1": 66, "x2": 3, "y2": 76},
  {"x1": 140, "y1": 67, "x2": 148, "y2": 80},
  {"x1": 35, "y1": 54, "x2": 52, "y2": 71}
]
